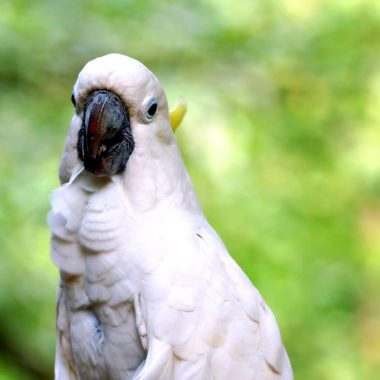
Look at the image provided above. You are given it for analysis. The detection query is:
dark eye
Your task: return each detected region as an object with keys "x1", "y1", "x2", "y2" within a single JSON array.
[
  {"x1": 71, "y1": 93, "x2": 76, "y2": 107},
  {"x1": 144, "y1": 98, "x2": 158, "y2": 120}
]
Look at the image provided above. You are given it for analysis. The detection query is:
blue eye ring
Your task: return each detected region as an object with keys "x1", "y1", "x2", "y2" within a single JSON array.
[{"x1": 144, "y1": 98, "x2": 158, "y2": 121}]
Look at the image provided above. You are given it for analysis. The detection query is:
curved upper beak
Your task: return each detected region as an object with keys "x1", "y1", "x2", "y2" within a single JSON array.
[{"x1": 78, "y1": 90, "x2": 134, "y2": 176}]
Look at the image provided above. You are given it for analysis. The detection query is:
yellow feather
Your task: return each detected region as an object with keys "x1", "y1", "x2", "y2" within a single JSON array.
[{"x1": 169, "y1": 99, "x2": 187, "y2": 133}]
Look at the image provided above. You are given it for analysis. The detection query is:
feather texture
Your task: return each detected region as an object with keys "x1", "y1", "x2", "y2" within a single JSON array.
[{"x1": 50, "y1": 54, "x2": 293, "y2": 380}]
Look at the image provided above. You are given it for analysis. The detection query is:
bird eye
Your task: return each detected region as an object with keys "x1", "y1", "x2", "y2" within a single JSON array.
[
  {"x1": 144, "y1": 98, "x2": 158, "y2": 120},
  {"x1": 71, "y1": 93, "x2": 76, "y2": 107}
]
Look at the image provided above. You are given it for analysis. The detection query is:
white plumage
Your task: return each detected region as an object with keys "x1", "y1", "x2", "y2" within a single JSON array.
[{"x1": 49, "y1": 53, "x2": 293, "y2": 380}]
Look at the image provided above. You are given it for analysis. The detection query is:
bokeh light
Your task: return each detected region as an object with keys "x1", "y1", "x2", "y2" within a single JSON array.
[{"x1": 0, "y1": 1, "x2": 379, "y2": 378}]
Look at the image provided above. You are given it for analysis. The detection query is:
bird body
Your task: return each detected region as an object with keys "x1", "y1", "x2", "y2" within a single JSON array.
[{"x1": 49, "y1": 54, "x2": 293, "y2": 380}]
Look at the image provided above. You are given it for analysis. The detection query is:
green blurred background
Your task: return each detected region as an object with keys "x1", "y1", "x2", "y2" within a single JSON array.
[{"x1": 1, "y1": 0, "x2": 380, "y2": 378}]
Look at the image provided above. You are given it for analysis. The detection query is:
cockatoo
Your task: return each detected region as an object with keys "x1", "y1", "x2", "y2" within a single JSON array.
[{"x1": 48, "y1": 53, "x2": 293, "y2": 380}]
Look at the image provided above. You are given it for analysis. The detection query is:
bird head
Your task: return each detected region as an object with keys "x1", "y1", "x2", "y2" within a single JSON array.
[{"x1": 70, "y1": 54, "x2": 186, "y2": 177}]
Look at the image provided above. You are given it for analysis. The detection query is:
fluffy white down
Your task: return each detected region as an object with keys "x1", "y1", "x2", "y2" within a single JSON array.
[{"x1": 49, "y1": 54, "x2": 293, "y2": 380}]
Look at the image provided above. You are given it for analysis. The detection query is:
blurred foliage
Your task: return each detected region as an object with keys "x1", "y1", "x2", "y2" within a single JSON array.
[{"x1": 1, "y1": 0, "x2": 380, "y2": 379}]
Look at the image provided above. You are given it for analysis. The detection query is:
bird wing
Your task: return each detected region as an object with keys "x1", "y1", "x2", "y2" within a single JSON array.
[{"x1": 131, "y1": 220, "x2": 292, "y2": 380}]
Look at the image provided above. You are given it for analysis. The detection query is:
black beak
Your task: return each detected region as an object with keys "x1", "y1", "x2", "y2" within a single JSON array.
[{"x1": 77, "y1": 90, "x2": 134, "y2": 176}]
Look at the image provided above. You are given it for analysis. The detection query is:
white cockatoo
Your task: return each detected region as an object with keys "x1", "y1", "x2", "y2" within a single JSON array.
[{"x1": 49, "y1": 53, "x2": 293, "y2": 380}]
